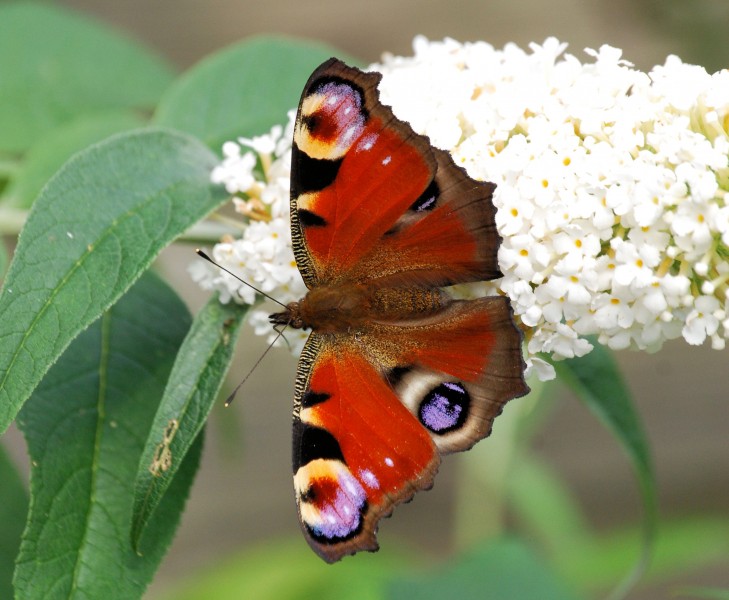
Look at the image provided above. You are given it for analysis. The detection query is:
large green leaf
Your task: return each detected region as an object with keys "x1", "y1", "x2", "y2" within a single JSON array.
[
  {"x1": 154, "y1": 36, "x2": 359, "y2": 149},
  {"x1": 132, "y1": 295, "x2": 247, "y2": 549},
  {"x1": 3, "y1": 111, "x2": 145, "y2": 209},
  {"x1": 0, "y1": 444, "x2": 28, "y2": 599},
  {"x1": 0, "y1": 2, "x2": 174, "y2": 153},
  {"x1": 13, "y1": 271, "x2": 203, "y2": 600},
  {"x1": 387, "y1": 537, "x2": 582, "y2": 600},
  {"x1": 0, "y1": 128, "x2": 226, "y2": 435},
  {"x1": 554, "y1": 343, "x2": 657, "y2": 599}
]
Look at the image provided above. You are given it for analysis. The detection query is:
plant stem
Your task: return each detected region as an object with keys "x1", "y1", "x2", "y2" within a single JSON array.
[{"x1": 453, "y1": 378, "x2": 543, "y2": 550}]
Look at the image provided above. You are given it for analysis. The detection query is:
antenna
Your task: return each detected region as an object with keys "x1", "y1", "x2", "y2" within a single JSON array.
[
  {"x1": 224, "y1": 325, "x2": 289, "y2": 406},
  {"x1": 195, "y1": 248, "x2": 293, "y2": 406},
  {"x1": 195, "y1": 249, "x2": 288, "y2": 309}
]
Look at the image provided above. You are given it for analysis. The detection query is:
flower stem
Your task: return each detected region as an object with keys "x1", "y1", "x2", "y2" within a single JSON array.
[{"x1": 453, "y1": 379, "x2": 543, "y2": 550}]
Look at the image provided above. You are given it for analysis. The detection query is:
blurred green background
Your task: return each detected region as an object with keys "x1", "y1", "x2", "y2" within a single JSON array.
[{"x1": 2, "y1": 0, "x2": 728, "y2": 598}]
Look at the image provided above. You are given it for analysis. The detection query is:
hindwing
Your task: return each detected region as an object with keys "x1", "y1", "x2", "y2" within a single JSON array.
[{"x1": 291, "y1": 297, "x2": 527, "y2": 562}]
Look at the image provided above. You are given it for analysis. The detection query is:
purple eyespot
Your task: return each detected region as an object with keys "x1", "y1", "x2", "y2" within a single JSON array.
[{"x1": 419, "y1": 381, "x2": 470, "y2": 433}]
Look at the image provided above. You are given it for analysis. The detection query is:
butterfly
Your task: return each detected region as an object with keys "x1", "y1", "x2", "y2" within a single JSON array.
[{"x1": 268, "y1": 58, "x2": 529, "y2": 563}]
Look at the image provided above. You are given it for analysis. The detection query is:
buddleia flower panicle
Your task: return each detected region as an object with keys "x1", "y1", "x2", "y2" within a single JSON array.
[
  {"x1": 197, "y1": 37, "x2": 729, "y2": 380},
  {"x1": 189, "y1": 112, "x2": 309, "y2": 353}
]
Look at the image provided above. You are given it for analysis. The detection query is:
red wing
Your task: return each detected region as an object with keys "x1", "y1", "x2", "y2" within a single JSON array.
[
  {"x1": 291, "y1": 334, "x2": 439, "y2": 563},
  {"x1": 290, "y1": 59, "x2": 500, "y2": 288},
  {"x1": 367, "y1": 296, "x2": 529, "y2": 454},
  {"x1": 290, "y1": 297, "x2": 528, "y2": 562}
]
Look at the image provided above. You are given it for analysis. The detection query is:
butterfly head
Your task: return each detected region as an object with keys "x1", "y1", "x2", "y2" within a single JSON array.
[{"x1": 269, "y1": 302, "x2": 306, "y2": 330}]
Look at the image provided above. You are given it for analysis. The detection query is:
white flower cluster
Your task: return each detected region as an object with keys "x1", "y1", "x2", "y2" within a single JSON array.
[
  {"x1": 197, "y1": 37, "x2": 729, "y2": 380},
  {"x1": 190, "y1": 116, "x2": 309, "y2": 353}
]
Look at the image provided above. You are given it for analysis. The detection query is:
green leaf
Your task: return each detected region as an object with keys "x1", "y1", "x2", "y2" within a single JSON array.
[
  {"x1": 132, "y1": 294, "x2": 247, "y2": 549},
  {"x1": 387, "y1": 537, "x2": 582, "y2": 600},
  {"x1": 554, "y1": 343, "x2": 657, "y2": 599},
  {"x1": 3, "y1": 111, "x2": 145, "y2": 209},
  {"x1": 157, "y1": 537, "x2": 404, "y2": 600},
  {"x1": 0, "y1": 128, "x2": 227, "y2": 435},
  {"x1": 0, "y1": 444, "x2": 28, "y2": 599},
  {"x1": 13, "y1": 271, "x2": 203, "y2": 600},
  {"x1": 0, "y1": 2, "x2": 174, "y2": 153},
  {"x1": 154, "y1": 35, "x2": 359, "y2": 149}
]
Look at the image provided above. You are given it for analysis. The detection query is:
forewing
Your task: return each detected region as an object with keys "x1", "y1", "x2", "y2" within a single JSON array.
[{"x1": 290, "y1": 59, "x2": 500, "y2": 288}]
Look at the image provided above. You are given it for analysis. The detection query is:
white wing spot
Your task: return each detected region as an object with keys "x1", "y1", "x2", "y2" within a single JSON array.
[
  {"x1": 382, "y1": 155, "x2": 392, "y2": 166},
  {"x1": 360, "y1": 469, "x2": 380, "y2": 488},
  {"x1": 384, "y1": 457, "x2": 394, "y2": 467},
  {"x1": 357, "y1": 133, "x2": 378, "y2": 152}
]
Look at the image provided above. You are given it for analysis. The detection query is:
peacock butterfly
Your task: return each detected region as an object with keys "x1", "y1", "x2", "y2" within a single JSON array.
[{"x1": 266, "y1": 58, "x2": 529, "y2": 563}]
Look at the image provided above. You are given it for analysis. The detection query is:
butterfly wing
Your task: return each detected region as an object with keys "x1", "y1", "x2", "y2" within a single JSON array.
[
  {"x1": 292, "y1": 333, "x2": 439, "y2": 563},
  {"x1": 370, "y1": 296, "x2": 528, "y2": 454},
  {"x1": 292, "y1": 296, "x2": 527, "y2": 562},
  {"x1": 290, "y1": 58, "x2": 500, "y2": 289}
]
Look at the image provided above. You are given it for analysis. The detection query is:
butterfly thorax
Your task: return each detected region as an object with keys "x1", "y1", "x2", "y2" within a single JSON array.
[{"x1": 269, "y1": 284, "x2": 448, "y2": 333}]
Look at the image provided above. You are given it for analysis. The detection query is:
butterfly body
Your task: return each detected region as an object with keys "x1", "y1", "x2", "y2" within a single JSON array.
[
  {"x1": 270, "y1": 285, "x2": 447, "y2": 332},
  {"x1": 277, "y1": 58, "x2": 529, "y2": 563}
]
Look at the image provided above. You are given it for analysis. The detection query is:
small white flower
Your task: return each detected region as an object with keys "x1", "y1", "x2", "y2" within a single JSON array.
[
  {"x1": 210, "y1": 144, "x2": 257, "y2": 194},
  {"x1": 525, "y1": 356, "x2": 556, "y2": 381},
  {"x1": 611, "y1": 238, "x2": 659, "y2": 289},
  {"x1": 592, "y1": 294, "x2": 635, "y2": 331},
  {"x1": 495, "y1": 186, "x2": 535, "y2": 236},
  {"x1": 238, "y1": 125, "x2": 283, "y2": 155},
  {"x1": 683, "y1": 295, "x2": 721, "y2": 345}
]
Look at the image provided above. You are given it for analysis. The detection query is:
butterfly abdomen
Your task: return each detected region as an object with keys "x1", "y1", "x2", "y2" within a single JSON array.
[{"x1": 368, "y1": 287, "x2": 448, "y2": 322}]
